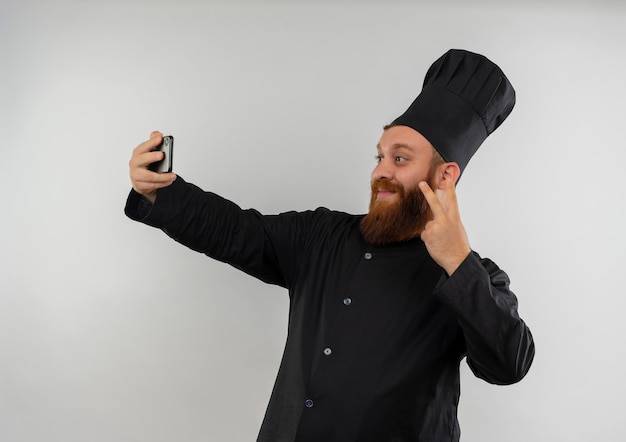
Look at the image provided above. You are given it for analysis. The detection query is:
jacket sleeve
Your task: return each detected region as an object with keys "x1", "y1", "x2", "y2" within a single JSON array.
[
  {"x1": 124, "y1": 176, "x2": 308, "y2": 288},
  {"x1": 434, "y1": 251, "x2": 535, "y2": 385}
]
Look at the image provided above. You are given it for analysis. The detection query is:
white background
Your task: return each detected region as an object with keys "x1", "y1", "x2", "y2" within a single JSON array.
[{"x1": 2, "y1": 0, "x2": 625, "y2": 441}]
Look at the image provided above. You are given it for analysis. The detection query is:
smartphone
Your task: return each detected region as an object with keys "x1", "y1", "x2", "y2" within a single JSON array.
[{"x1": 149, "y1": 135, "x2": 174, "y2": 173}]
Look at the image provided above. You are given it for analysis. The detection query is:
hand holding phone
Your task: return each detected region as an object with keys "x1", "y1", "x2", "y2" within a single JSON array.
[{"x1": 149, "y1": 135, "x2": 174, "y2": 173}]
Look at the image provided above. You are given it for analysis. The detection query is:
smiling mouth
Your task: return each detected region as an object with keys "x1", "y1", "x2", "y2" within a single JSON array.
[
  {"x1": 376, "y1": 190, "x2": 397, "y2": 199},
  {"x1": 372, "y1": 179, "x2": 402, "y2": 200}
]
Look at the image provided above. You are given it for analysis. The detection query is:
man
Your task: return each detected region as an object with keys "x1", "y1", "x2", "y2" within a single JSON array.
[{"x1": 125, "y1": 49, "x2": 534, "y2": 442}]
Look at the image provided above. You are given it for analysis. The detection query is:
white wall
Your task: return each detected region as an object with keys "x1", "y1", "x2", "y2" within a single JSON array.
[{"x1": 2, "y1": 0, "x2": 625, "y2": 441}]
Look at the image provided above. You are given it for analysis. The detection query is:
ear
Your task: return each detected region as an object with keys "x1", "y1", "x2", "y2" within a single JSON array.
[{"x1": 435, "y1": 162, "x2": 461, "y2": 190}]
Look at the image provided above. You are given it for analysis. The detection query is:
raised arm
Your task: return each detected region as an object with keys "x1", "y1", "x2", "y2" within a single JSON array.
[{"x1": 419, "y1": 172, "x2": 534, "y2": 384}]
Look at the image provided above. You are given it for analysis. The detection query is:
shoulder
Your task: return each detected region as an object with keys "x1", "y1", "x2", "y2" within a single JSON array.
[{"x1": 264, "y1": 207, "x2": 362, "y2": 245}]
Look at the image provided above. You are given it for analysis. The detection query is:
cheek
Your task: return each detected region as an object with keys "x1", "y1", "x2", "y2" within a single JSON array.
[{"x1": 397, "y1": 167, "x2": 428, "y2": 189}]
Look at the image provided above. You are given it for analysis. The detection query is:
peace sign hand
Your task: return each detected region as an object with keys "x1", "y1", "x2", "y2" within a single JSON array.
[{"x1": 418, "y1": 178, "x2": 471, "y2": 276}]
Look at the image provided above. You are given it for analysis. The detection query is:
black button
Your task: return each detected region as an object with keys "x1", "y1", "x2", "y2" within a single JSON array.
[
  {"x1": 364, "y1": 252, "x2": 372, "y2": 260},
  {"x1": 305, "y1": 399, "x2": 314, "y2": 408},
  {"x1": 343, "y1": 297, "x2": 352, "y2": 306},
  {"x1": 323, "y1": 347, "x2": 332, "y2": 356}
]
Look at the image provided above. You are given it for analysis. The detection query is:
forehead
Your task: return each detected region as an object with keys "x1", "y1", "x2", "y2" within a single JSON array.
[{"x1": 377, "y1": 125, "x2": 434, "y2": 153}]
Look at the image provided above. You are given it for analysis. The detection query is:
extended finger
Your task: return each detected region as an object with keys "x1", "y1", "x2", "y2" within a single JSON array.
[
  {"x1": 418, "y1": 181, "x2": 446, "y2": 218},
  {"x1": 443, "y1": 177, "x2": 461, "y2": 218}
]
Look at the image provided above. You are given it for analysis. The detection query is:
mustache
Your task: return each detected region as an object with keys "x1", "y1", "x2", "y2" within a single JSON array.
[{"x1": 371, "y1": 180, "x2": 404, "y2": 193}]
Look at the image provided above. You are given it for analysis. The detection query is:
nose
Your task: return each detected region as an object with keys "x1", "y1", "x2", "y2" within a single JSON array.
[{"x1": 371, "y1": 158, "x2": 394, "y2": 182}]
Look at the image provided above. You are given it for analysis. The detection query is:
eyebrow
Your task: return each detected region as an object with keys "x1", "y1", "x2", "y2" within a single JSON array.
[{"x1": 376, "y1": 143, "x2": 416, "y2": 153}]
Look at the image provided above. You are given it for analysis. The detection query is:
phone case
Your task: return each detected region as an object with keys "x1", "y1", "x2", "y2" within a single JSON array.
[{"x1": 149, "y1": 135, "x2": 174, "y2": 173}]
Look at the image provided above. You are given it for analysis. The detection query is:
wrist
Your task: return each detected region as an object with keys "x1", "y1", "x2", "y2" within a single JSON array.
[
  {"x1": 443, "y1": 249, "x2": 471, "y2": 276},
  {"x1": 144, "y1": 191, "x2": 156, "y2": 205}
]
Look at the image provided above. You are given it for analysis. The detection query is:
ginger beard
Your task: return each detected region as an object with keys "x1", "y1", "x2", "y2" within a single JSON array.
[{"x1": 359, "y1": 171, "x2": 437, "y2": 246}]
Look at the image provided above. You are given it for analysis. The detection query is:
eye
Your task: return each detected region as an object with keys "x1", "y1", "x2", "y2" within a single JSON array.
[
  {"x1": 395, "y1": 156, "x2": 406, "y2": 163},
  {"x1": 374, "y1": 155, "x2": 383, "y2": 164}
]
